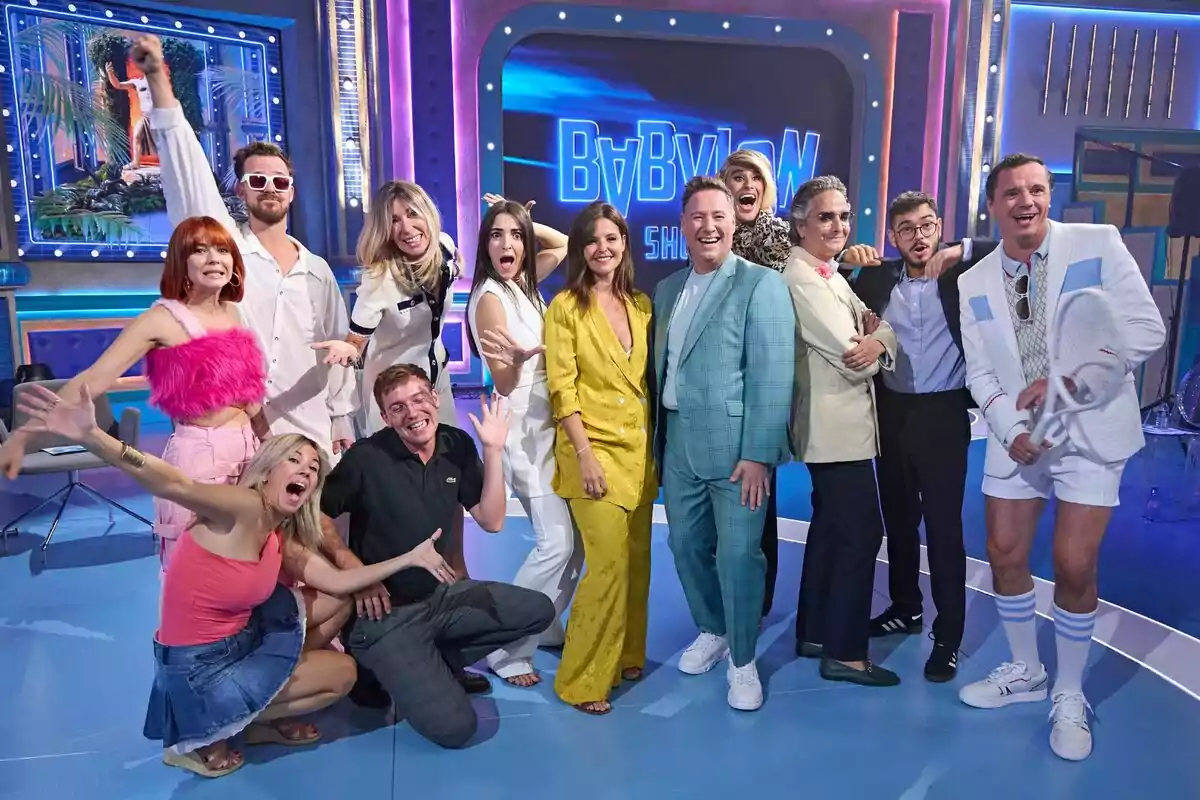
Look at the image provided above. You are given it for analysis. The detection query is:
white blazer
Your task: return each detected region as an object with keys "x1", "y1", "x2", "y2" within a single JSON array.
[{"x1": 957, "y1": 220, "x2": 1166, "y2": 478}]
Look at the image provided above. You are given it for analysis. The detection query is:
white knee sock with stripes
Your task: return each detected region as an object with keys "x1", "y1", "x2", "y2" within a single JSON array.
[
  {"x1": 1052, "y1": 603, "x2": 1096, "y2": 696},
  {"x1": 995, "y1": 589, "x2": 1040, "y2": 672}
]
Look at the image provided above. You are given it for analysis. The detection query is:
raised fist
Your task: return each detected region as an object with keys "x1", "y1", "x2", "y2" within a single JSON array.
[{"x1": 130, "y1": 34, "x2": 165, "y2": 75}]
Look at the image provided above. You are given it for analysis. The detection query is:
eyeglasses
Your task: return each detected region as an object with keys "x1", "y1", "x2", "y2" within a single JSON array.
[
  {"x1": 241, "y1": 173, "x2": 294, "y2": 192},
  {"x1": 813, "y1": 210, "x2": 854, "y2": 225},
  {"x1": 894, "y1": 221, "x2": 939, "y2": 242},
  {"x1": 386, "y1": 391, "x2": 434, "y2": 417}
]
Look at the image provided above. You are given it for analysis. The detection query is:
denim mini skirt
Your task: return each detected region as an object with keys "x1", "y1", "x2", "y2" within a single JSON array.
[{"x1": 144, "y1": 582, "x2": 307, "y2": 754}]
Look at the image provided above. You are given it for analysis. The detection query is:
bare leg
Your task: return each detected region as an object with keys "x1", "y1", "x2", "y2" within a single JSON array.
[
  {"x1": 302, "y1": 586, "x2": 352, "y2": 651},
  {"x1": 1051, "y1": 501, "x2": 1111, "y2": 613},
  {"x1": 984, "y1": 496, "x2": 1045, "y2": 596},
  {"x1": 252, "y1": 650, "x2": 357, "y2": 740}
]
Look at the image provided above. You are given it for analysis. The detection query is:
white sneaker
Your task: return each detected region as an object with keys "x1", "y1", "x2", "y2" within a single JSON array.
[
  {"x1": 1049, "y1": 691, "x2": 1093, "y2": 761},
  {"x1": 727, "y1": 660, "x2": 763, "y2": 711},
  {"x1": 959, "y1": 661, "x2": 1049, "y2": 709},
  {"x1": 678, "y1": 632, "x2": 728, "y2": 674}
]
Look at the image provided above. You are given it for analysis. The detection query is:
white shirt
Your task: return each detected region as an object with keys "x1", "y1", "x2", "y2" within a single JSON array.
[
  {"x1": 662, "y1": 267, "x2": 718, "y2": 410},
  {"x1": 149, "y1": 105, "x2": 356, "y2": 458}
]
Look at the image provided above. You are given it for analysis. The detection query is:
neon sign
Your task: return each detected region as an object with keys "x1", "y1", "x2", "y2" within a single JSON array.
[{"x1": 557, "y1": 119, "x2": 820, "y2": 218}]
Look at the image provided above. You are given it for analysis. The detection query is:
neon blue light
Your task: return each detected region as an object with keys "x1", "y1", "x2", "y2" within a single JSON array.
[
  {"x1": 556, "y1": 118, "x2": 821, "y2": 218},
  {"x1": 643, "y1": 226, "x2": 688, "y2": 261},
  {"x1": 18, "y1": 309, "x2": 149, "y2": 321},
  {"x1": 1012, "y1": 3, "x2": 1200, "y2": 23},
  {"x1": 503, "y1": 155, "x2": 556, "y2": 169}
]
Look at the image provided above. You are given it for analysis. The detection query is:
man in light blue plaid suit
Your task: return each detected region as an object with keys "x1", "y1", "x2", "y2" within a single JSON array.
[{"x1": 652, "y1": 175, "x2": 795, "y2": 712}]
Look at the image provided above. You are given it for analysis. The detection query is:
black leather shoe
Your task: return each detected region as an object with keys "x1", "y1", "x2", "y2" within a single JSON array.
[
  {"x1": 457, "y1": 670, "x2": 492, "y2": 695},
  {"x1": 819, "y1": 658, "x2": 901, "y2": 687},
  {"x1": 924, "y1": 639, "x2": 958, "y2": 683}
]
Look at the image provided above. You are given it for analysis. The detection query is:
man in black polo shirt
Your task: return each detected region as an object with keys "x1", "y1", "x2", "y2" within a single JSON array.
[{"x1": 318, "y1": 363, "x2": 555, "y2": 749}]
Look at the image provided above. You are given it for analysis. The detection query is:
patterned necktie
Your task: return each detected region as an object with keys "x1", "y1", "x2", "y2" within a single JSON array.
[{"x1": 814, "y1": 262, "x2": 834, "y2": 279}]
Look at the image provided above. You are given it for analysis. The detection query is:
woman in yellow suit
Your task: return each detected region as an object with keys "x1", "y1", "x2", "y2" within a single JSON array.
[{"x1": 544, "y1": 201, "x2": 657, "y2": 715}]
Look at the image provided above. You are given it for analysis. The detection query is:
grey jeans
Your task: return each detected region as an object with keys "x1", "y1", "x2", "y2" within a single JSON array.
[{"x1": 344, "y1": 579, "x2": 554, "y2": 748}]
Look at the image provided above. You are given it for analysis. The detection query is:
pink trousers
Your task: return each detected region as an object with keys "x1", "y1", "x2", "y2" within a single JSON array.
[{"x1": 155, "y1": 423, "x2": 258, "y2": 568}]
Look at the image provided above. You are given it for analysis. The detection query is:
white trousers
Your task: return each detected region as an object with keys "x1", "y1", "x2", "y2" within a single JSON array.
[{"x1": 486, "y1": 492, "x2": 583, "y2": 678}]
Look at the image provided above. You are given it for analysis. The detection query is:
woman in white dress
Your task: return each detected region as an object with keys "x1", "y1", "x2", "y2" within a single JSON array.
[
  {"x1": 324, "y1": 181, "x2": 461, "y2": 433},
  {"x1": 467, "y1": 195, "x2": 578, "y2": 687}
]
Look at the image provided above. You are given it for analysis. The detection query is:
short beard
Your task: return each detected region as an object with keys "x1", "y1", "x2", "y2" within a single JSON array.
[{"x1": 248, "y1": 199, "x2": 288, "y2": 226}]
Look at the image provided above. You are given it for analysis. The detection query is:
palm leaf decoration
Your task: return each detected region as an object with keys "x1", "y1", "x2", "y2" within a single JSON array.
[
  {"x1": 204, "y1": 65, "x2": 268, "y2": 122},
  {"x1": 10, "y1": 18, "x2": 82, "y2": 75},
  {"x1": 17, "y1": 71, "x2": 130, "y2": 167},
  {"x1": 32, "y1": 191, "x2": 138, "y2": 241},
  {"x1": 10, "y1": 19, "x2": 130, "y2": 167}
]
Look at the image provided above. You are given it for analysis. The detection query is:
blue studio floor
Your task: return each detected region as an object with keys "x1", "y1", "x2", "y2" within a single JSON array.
[{"x1": 1, "y1": 418, "x2": 1198, "y2": 798}]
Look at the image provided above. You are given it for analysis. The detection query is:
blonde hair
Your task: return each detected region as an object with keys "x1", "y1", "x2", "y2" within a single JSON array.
[
  {"x1": 720, "y1": 149, "x2": 778, "y2": 216},
  {"x1": 357, "y1": 180, "x2": 446, "y2": 295},
  {"x1": 238, "y1": 433, "x2": 330, "y2": 551}
]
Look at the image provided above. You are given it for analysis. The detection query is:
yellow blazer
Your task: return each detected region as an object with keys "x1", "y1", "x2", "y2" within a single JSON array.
[{"x1": 544, "y1": 289, "x2": 657, "y2": 511}]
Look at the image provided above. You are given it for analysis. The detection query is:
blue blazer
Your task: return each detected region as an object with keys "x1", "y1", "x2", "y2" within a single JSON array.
[{"x1": 651, "y1": 253, "x2": 795, "y2": 481}]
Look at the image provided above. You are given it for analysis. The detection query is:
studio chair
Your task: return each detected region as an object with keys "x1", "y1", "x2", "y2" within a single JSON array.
[{"x1": 0, "y1": 379, "x2": 152, "y2": 551}]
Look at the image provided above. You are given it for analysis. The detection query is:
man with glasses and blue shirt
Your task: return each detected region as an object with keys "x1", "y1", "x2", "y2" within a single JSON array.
[{"x1": 842, "y1": 192, "x2": 996, "y2": 684}]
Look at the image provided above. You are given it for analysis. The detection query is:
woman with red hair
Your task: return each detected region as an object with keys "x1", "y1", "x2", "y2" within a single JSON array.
[{"x1": 0, "y1": 217, "x2": 278, "y2": 560}]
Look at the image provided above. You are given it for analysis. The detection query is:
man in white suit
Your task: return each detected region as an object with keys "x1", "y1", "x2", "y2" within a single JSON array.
[{"x1": 957, "y1": 154, "x2": 1165, "y2": 761}]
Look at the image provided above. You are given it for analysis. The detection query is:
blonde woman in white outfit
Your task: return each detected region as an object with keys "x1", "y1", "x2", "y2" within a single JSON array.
[
  {"x1": 467, "y1": 195, "x2": 579, "y2": 687},
  {"x1": 319, "y1": 181, "x2": 461, "y2": 433}
]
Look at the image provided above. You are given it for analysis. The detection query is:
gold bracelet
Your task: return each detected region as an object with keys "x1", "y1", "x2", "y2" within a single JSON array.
[
  {"x1": 575, "y1": 445, "x2": 591, "y2": 456},
  {"x1": 119, "y1": 442, "x2": 147, "y2": 468}
]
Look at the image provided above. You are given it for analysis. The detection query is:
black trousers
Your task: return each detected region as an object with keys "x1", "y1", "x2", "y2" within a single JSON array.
[
  {"x1": 762, "y1": 473, "x2": 779, "y2": 615},
  {"x1": 344, "y1": 580, "x2": 554, "y2": 749},
  {"x1": 875, "y1": 387, "x2": 969, "y2": 649},
  {"x1": 794, "y1": 460, "x2": 885, "y2": 662}
]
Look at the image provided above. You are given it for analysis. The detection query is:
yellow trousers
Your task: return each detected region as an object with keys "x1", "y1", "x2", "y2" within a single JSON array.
[{"x1": 554, "y1": 498, "x2": 653, "y2": 705}]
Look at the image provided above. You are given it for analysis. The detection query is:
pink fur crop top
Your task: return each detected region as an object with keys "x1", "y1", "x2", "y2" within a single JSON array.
[{"x1": 145, "y1": 324, "x2": 267, "y2": 423}]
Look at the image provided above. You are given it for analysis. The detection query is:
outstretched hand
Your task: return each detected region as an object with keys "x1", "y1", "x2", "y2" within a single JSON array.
[
  {"x1": 16, "y1": 384, "x2": 97, "y2": 442},
  {"x1": 312, "y1": 340, "x2": 360, "y2": 367},
  {"x1": 408, "y1": 529, "x2": 457, "y2": 584},
  {"x1": 479, "y1": 326, "x2": 545, "y2": 367},
  {"x1": 468, "y1": 392, "x2": 511, "y2": 450}
]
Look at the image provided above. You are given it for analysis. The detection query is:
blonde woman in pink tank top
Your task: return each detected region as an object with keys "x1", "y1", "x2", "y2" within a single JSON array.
[
  {"x1": 10, "y1": 384, "x2": 457, "y2": 778},
  {"x1": 0, "y1": 217, "x2": 351, "y2": 650}
]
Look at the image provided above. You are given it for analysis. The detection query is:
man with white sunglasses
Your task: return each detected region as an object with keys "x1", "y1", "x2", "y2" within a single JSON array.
[{"x1": 134, "y1": 34, "x2": 356, "y2": 461}]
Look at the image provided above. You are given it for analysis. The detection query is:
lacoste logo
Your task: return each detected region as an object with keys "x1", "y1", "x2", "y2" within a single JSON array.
[{"x1": 446, "y1": 477, "x2": 457, "y2": 484}]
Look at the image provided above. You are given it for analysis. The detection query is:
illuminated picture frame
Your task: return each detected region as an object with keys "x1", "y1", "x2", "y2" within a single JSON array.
[{"x1": 0, "y1": 0, "x2": 286, "y2": 262}]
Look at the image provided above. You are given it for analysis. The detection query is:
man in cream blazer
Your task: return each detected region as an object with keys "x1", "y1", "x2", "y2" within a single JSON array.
[
  {"x1": 782, "y1": 175, "x2": 901, "y2": 688},
  {"x1": 786, "y1": 249, "x2": 897, "y2": 464},
  {"x1": 956, "y1": 154, "x2": 1165, "y2": 762}
]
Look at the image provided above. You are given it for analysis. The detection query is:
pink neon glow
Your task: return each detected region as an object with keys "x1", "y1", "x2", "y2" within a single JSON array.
[{"x1": 388, "y1": 0, "x2": 414, "y2": 183}]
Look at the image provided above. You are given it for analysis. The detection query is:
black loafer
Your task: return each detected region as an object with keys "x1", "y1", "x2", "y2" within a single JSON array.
[{"x1": 819, "y1": 658, "x2": 901, "y2": 687}]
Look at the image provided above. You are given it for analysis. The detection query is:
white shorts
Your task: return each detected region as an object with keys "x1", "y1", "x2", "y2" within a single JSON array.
[{"x1": 982, "y1": 449, "x2": 1127, "y2": 508}]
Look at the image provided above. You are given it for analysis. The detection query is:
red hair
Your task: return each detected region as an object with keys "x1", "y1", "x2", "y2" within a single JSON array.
[{"x1": 160, "y1": 216, "x2": 246, "y2": 303}]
